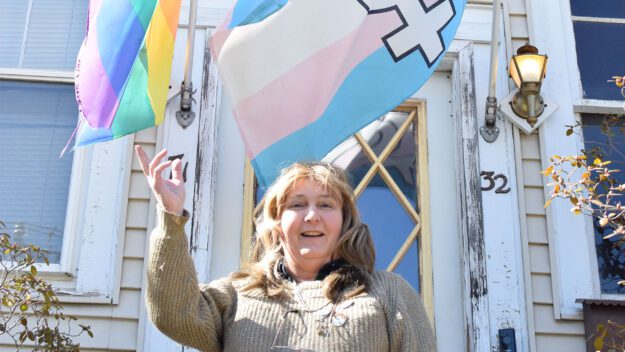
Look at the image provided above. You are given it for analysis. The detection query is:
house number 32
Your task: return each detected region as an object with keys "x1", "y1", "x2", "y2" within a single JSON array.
[{"x1": 480, "y1": 171, "x2": 510, "y2": 194}]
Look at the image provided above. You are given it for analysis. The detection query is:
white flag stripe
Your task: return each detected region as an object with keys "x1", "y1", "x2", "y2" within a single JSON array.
[{"x1": 217, "y1": 0, "x2": 368, "y2": 104}]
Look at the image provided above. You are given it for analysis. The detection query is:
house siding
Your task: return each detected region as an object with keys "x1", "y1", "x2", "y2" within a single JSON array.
[{"x1": 519, "y1": 132, "x2": 586, "y2": 351}]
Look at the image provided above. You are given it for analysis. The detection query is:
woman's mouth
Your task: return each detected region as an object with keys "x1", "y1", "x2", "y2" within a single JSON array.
[{"x1": 301, "y1": 231, "x2": 323, "y2": 237}]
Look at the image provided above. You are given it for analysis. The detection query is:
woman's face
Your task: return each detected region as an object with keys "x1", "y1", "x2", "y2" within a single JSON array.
[{"x1": 279, "y1": 179, "x2": 343, "y2": 270}]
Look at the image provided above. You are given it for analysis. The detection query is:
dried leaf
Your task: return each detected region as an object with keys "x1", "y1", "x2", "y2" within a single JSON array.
[
  {"x1": 544, "y1": 198, "x2": 553, "y2": 208},
  {"x1": 599, "y1": 217, "x2": 609, "y2": 227}
]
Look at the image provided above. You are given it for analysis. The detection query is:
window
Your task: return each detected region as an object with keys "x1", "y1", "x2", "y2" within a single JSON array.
[
  {"x1": 570, "y1": 1, "x2": 625, "y2": 101},
  {"x1": 0, "y1": 0, "x2": 88, "y2": 265},
  {"x1": 0, "y1": 81, "x2": 77, "y2": 264},
  {"x1": 570, "y1": 0, "x2": 625, "y2": 296},
  {"x1": 241, "y1": 100, "x2": 432, "y2": 295},
  {"x1": 581, "y1": 114, "x2": 625, "y2": 294}
]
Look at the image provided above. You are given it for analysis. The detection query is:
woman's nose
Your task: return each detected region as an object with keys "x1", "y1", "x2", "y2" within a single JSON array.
[{"x1": 304, "y1": 207, "x2": 320, "y2": 222}]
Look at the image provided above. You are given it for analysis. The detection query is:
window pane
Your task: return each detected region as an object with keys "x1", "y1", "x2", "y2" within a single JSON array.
[
  {"x1": 23, "y1": 0, "x2": 88, "y2": 70},
  {"x1": 0, "y1": 0, "x2": 28, "y2": 67},
  {"x1": 0, "y1": 81, "x2": 77, "y2": 263},
  {"x1": 570, "y1": 0, "x2": 625, "y2": 19},
  {"x1": 0, "y1": 0, "x2": 88, "y2": 70},
  {"x1": 573, "y1": 21, "x2": 625, "y2": 100},
  {"x1": 356, "y1": 174, "x2": 420, "y2": 291},
  {"x1": 581, "y1": 113, "x2": 625, "y2": 294}
]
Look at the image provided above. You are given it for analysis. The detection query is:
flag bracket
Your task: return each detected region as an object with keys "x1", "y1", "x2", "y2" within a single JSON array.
[
  {"x1": 481, "y1": 0, "x2": 501, "y2": 143},
  {"x1": 176, "y1": 81, "x2": 196, "y2": 128}
]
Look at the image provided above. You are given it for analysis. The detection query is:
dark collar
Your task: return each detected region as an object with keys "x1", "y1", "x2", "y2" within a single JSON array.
[{"x1": 278, "y1": 258, "x2": 348, "y2": 282}]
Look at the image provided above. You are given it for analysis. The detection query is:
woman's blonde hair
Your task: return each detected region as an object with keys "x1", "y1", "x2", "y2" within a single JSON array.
[{"x1": 235, "y1": 161, "x2": 376, "y2": 302}]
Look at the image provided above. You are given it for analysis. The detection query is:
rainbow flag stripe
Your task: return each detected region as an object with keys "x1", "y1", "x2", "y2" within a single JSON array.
[
  {"x1": 211, "y1": 0, "x2": 466, "y2": 187},
  {"x1": 74, "y1": 0, "x2": 182, "y2": 146}
]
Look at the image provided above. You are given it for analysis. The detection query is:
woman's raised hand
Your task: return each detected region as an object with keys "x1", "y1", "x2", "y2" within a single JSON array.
[{"x1": 135, "y1": 146, "x2": 186, "y2": 216}]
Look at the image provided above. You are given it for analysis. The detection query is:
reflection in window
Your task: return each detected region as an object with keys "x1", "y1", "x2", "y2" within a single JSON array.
[
  {"x1": 582, "y1": 114, "x2": 625, "y2": 294},
  {"x1": 570, "y1": 0, "x2": 625, "y2": 19},
  {"x1": 572, "y1": 22, "x2": 625, "y2": 100},
  {"x1": 325, "y1": 111, "x2": 421, "y2": 291}
]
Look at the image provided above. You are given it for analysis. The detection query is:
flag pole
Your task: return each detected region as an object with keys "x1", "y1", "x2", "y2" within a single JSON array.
[
  {"x1": 480, "y1": 0, "x2": 501, "y2": 143},
  {"x1": 176, "y1": 0, "x2": 198, "y2": 128}
]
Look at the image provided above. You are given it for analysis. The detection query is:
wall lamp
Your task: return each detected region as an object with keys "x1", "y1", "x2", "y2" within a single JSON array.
[
  {"x1": 498, "y1": 43, "x2": 558, "y2": 136},
  {"x1": 480, "y1": 0, "x2": 558, "y2": 142},
  {"x1": 482, "y1": 43, "x2": 558, "y2": 142},
  {"x1": 509, "y1": 44, "x2": 548, "y2": 127}
]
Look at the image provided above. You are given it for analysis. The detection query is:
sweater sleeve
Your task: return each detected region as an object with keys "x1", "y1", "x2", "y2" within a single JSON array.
[
  {"x1": 146, "y1": 206, "x2": 236, "y2": 351},
  {"x1": 383, "y1": 273, "x2": 437, "y2": 351}
]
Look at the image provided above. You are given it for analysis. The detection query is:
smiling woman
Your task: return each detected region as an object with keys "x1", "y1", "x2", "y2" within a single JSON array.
[{"x1": 138, "y1": 150, "x2": 436, "y2": 351}]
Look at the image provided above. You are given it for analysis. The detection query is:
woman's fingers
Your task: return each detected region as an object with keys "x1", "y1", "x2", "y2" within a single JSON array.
[
  {"x1": 171, "y1": 158, "x2": 183, "y2": 182},
  {"x1": 152, "y1": 160, "x2": 173, "y2": 184},
  {"x1": 135, "y1": 145, "x2": 151, "y2": 177},
  {"x1": 149, "y1": 149, "x2": 169, "y2": 178}
]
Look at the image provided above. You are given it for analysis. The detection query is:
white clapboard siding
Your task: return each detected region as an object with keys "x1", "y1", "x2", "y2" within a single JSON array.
[
  {"x1": 508, "y1": 0, "x2": 526, "y2": 15},
  {"x1": 509, "y1": 14, "x2": 529, "y2": 39},
  {"x1": 535, "y1": 334, "x2": 586, "y2": 352},
  {"x1": 519, "y1": 132, "x2": 585, "y2": 351}
]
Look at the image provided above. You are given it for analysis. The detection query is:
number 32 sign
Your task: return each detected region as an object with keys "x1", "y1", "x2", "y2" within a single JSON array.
[{"x1": 480, "y1": 171, "x2": 511, "y2": 194}]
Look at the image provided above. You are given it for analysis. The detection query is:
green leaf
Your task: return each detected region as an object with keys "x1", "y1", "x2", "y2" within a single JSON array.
[
  {"x1": 20, "y1": 303, "x2": 28, "y2": 312},
  {"x1": 566, "y1": 128, "x2": 573, "y2": 136},
  {"x1": 30, "y1": 265, "x2": 37, "y2": 276}
]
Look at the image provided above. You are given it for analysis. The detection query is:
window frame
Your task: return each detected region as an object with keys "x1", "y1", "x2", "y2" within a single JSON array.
[
  {"x1": 0, "y1": 69, "x2": 132, "y2": 305},
  {"x1": 571, "y1": 8, "x2": 625, "y2": 300}
]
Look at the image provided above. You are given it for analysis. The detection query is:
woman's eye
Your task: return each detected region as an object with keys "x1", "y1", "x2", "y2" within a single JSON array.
[
  {"x1": 320, "y1": 203, "x2": 334, "y2": 209},
  {"x1": 288, "y1": 202, "x2": 303, "y2": 208}
]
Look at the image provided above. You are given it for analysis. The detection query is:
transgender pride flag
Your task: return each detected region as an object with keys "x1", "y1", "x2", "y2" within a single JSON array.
[
  {"x1": 211, "y1": 0, "x2": 466, "y2": 187},
  {"x1": 74, "y1": 0, "x2": 182, "y2": 147}
]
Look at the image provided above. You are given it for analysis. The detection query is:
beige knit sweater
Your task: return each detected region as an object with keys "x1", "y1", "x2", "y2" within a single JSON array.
[{"x1": 146, "y1": 208, "x2": 436, "y2": 352}]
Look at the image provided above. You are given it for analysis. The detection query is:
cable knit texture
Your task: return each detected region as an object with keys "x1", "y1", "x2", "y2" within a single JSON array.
[{"x1": 146, "y1": 208, "x2": 437, "y2": 351}]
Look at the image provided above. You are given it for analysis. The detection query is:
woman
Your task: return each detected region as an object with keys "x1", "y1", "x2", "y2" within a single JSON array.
[{"x1": 137, "y1": 146, "x2": 436, "y2": 351}]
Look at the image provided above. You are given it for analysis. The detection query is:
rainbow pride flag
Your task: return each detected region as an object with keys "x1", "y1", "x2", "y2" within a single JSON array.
[
  {"x1": 211, "y1": 0, "x2": 466, "y2": 187},
  {"x1": 74, "y1": 0, "x2": 182, "y2": 147}
]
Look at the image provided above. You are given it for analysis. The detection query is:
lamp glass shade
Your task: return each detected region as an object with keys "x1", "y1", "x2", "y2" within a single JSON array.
[{"x1": 510, "y1": 54, "x2": 547, "y2": 88}]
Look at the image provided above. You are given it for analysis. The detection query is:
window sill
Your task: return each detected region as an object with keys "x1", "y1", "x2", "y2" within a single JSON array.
[
  {"x1": 574, "y1": 99, "x2": 625, "y2": 114},
  {"x1": 55, "y1": 290, "x2": 113, "y2": 304}
]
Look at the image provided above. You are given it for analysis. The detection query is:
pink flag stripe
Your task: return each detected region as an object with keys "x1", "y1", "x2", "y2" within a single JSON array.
[
  {"x1": 209, "y1": 8, "x2": 233, "y2": 60},
  {"x1": 233, "y1": 10, "x2": 400, "y2": 157},
  {"x1": 209, "y1": 28, "x2": 232, "y2": 63}
]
